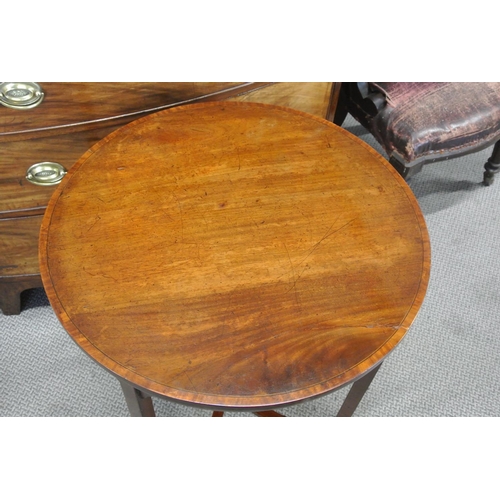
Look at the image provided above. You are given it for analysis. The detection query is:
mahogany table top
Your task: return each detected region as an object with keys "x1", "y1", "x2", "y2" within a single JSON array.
[{"x1": 39, "y1": 102, "x2": 430, "y2": 411}]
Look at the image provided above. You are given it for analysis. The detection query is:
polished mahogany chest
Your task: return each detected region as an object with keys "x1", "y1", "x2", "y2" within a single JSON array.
[{"x1": 0, "y1": 82, "x2": 339, "y2": 314}]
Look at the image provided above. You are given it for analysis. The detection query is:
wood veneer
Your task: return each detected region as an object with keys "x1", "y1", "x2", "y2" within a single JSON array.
[
  {"x1": 1, "y1": 82, "x2": 340, "y2": 315},
  {"x1": 40, "y1": 101, "x2": 429, "y2": 413}
]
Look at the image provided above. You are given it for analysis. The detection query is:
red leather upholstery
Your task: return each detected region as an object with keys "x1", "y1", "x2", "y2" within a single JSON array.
[{"x1": 364, "y1": 82, "x2": 500, "y2": 166}]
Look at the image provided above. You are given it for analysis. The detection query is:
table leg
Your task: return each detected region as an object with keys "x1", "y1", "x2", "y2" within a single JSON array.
[
  {"x1": 119, "y1": 364, "x2": 382, "y2": 417},
  {"x1": 119, "y1": 380, "x2": 156, "y2": 417},
  {"x1": 336, "y1": 363, "x2": 383, "y2": 417},
  {"x1": 253, "y1": 410, "x2": 285, "y2": 417}
]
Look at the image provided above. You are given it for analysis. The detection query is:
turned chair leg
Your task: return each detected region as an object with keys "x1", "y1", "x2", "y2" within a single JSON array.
[{"x1": 483, "y1": 140, "x2": 500, "y2": 186}]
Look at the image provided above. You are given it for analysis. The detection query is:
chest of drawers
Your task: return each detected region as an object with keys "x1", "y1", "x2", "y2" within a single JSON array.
[{"x1": 0, "y1": 82, "x2": 340, "y2": 314}]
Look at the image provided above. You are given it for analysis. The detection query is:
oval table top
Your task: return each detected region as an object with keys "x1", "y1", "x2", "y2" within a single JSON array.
[{"x1": 39, "y1": 102, "x2": 430, "y2": 411}]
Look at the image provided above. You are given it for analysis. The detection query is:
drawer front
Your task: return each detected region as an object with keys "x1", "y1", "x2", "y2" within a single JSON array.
[
  {"x1": 0, "y1": 83, "x2": 337, "y2": 217},
  {"x1": 0, "y1": 123, "x2": 125, "y2": 217},
  {"x1": 0, "y1": 82, "x2": 264, "y2": 136},
  {"x1": 0, "y1": 215, "x2": 42, "y2": 277},
  {"x1": 0, "y1": 83, "x2": 269, "y2": 218}
]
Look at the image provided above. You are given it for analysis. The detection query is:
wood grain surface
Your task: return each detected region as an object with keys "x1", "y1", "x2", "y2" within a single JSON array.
[
  {"x1": 1, "y1": 83, "x2": 336, "y2": 217},
  {"x1": 0, "y1": 82, "x2": 337, "y2": 315},
  {"x1": 0, "y1": 82, "x2": 265, "y2": 217},
  {"x1": 39, "y1": 101, "x2": 430, "y2": 410},
  {"x1": 0, "y1": 83, "x2": 263, "y2": 137},
  {"x1": 0, "y1": 215, "x2": 43, "y2": 276}
]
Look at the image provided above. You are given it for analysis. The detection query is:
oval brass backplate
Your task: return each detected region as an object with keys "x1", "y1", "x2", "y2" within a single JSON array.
[
  {"x1": 26, "y1": 162, "x2": 67, "y2": 186},
  {"x1": 0, "y1": 82, "x2": 45, "y2": 109}
]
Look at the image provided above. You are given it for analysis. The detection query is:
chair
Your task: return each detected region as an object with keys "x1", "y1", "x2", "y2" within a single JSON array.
[{"x1": 333, "y1": 82, "x2": 500, "y2": 185}]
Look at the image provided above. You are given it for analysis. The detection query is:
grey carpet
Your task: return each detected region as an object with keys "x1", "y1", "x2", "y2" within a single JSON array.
[{"x1": 2, "y1": 114, "x2": 500, "y2": 417}]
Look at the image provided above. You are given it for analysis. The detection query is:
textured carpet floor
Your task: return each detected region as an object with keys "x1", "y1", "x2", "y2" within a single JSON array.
[{"x1": 2, "y1": 115, "x2": 500, "y2": 417}]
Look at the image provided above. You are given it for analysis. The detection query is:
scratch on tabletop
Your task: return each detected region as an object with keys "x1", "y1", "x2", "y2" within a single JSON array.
[
  {"x1": 283, "y1": 242, "x2": 300, "y2": 305},
  {"x1": 82, "y1": 267, "x2": 118, "y2": 282},
  {"x1": 172, "y1": 193, "x2": 185, "y2": 241},
  {"x1": 281, "y1": 217, "x2": 356, "y2": 298},
  {"x1": 87, "y1": 214, "x2": 101, "y2": 232},
  {"x1": 299, "y1": 217, "x2": 356, "y2": 266}
]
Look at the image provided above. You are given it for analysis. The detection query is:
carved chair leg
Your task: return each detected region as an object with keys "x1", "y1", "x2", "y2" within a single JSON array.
[{"x1": 483, "y1": 140, "x2": 500, "y2": 186}]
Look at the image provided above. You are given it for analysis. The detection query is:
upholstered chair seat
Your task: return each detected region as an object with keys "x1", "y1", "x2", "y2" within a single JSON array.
[{"x1": 334, "y1": 82, "x2": 500, "y2": 185}]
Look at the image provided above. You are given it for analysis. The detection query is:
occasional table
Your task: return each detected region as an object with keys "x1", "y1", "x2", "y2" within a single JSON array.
[{"x1": 39, "y1": 102, "x2": 430, "y2": 417}]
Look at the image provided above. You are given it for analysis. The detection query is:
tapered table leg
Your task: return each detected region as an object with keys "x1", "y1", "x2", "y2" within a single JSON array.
[
  {"x1": 253, "y1": 411, "x2": 285, "y2": 417},
  {"x1": 336, "y1": 363, "x2": 383, "y2": 417},
  {"x1": 119, "y1": 380, "x2": 156, "y2": 417}
]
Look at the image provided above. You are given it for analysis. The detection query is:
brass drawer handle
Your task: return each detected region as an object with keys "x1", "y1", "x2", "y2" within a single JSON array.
[
  {"x1": 26, "y1": 162, "x2": 67, "y2": 186},
  {"x1": 0, "y1": 82, "x2": 44, "y2": 109}
]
